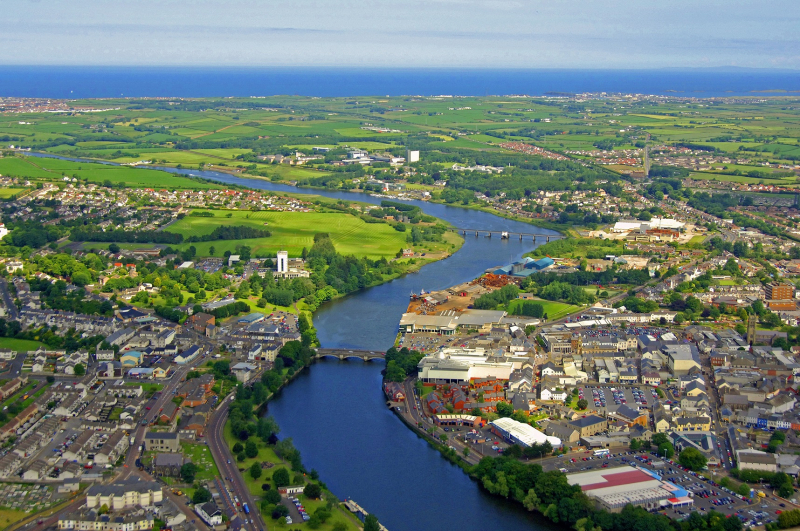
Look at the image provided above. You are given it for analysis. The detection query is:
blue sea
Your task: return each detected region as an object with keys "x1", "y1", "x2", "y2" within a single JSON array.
[{"x1": 1, "y1": 66, "x2": 799, "y2": 98}]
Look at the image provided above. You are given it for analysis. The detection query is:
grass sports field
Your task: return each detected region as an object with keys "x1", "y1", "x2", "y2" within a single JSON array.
[
  {"x1": 506, "y1": 298, "x2": 583, "y2": 320},
  {"x1": 0, "y1": 338, "x2": 45, "y2": 352},
  {"x1": 166, "y1": 209, "x2": 413, "y2": 259}
]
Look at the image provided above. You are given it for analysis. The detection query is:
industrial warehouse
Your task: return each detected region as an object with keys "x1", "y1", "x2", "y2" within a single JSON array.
[
  {"x1": 489, "y1": 417, "x2": 562, "y2": 448},
  {"x1": 567, "y1": 466, "x2": 693, "y2": 513}
]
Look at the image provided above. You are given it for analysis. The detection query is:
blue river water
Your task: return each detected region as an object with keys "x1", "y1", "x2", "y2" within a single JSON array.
[
  {"x1": 30, "y1": 152, "x2": 555, "y2": 530},
  {"x1": 3, "y1": 66, "x2": 800, "y2": 98}
]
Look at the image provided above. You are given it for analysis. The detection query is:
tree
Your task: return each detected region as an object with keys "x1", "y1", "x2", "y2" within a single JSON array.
[
  {"x1": 108, "y1": 243, "x2": 120, "y2": 253},
  {"x1": 364, "y1": 514, "x2": 380, "y2": 531},
  {"x1": 678, "y1": 447, "x2": 707, "y2": 471},
  {"x1": 272, "y1": 467, "x2": 290, "y2": 487},
  {"x1": 98, "y1": 504, "x2": 109, "y2": 515},
  {"x1": 245, "y1": 440, "x2": 259, "y2": 458},
  {"x1": 495, "y1": 401, "x2": 513, "y2": 417},
  {"x1": 271, "y1": 505, "x2": 289, "y2": 519},
  {"x1": 304, "y1": 483, "x2": 322, "y2": 499},
  {"x1": 630, "y1": 438, "x2": 642, "y2": 451},
  {"x1": 577, "y1": 398, "x2": 588, "y2": 410},
  {"x1": 180, "y1": 462, "x2": 198, "y2": 483},
  {"x1": 192, "y1": 487, "x2": 212, "y2": 504},
  {"x1": 249, "y1": 461, "x2": 262, "y2": 480},
  {"x1": 73, "y1": 363, "x2": 85, "y2": 376},
  {"x1": 657, "y1": 442, "x2": 675, "y2": 459},
  {"x1": 232, "y1": 442, "x2": 243, "y2": 454},
  {"x1": 523, "y1": 488, "x2": 540, "y2": 511},
  {"x1": 46, "y1": 375, "x2": 55, "y2": 384},
  {"x1": 737, "y1": 483, "x2": 751, "y2": 497},
  {"x1": 264, "y1": 488, "x2": 281, "y2": 504}
]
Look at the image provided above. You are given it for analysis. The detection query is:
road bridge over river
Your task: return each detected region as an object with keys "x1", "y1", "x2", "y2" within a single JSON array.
[
  {"x1": 314, "y1": 348, "x2": 385, "y2": 361},
  {"x1": 449, "y1": 228, "x2": 562, "y2": 242}
]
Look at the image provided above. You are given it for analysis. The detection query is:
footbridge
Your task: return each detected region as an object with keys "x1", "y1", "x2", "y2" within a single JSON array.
[
  {"x1": 449, "y1": 228, "x2": 562, "y2": 242},
  {"x1": 314, "y1": 348, "x2": 385, "y2": 361}
]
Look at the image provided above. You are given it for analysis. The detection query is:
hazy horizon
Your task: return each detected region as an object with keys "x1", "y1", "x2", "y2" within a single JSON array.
[{"x1": 4, "y1": 0, "x2": 799, "y2": 70}]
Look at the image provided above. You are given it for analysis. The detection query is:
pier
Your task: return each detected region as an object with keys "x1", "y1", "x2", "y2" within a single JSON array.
[{"x1": 344, "y1": 499, "x2": 390, "y2": 531}]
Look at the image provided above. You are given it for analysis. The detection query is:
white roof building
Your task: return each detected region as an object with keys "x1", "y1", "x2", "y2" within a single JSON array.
[{"x1": 489, "y1": 417, "x2": 561, "y2": 448}]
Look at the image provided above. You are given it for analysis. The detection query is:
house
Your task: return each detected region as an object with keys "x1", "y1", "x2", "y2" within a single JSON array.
[
  {"x1": 539, "y1": 387, "x2": 567, "y2": 402},
  {"x1": 196, "y1": 501, "x2": 223, "y2": 526},
  {"x1": 157, "y1": 401, "x2": 179, "y2": 424},
  {"x1": 188, "y1": 313, "x2": 215, "y2": 334},
  {"x1": 95, "y1": 431, "x2": 129, "y2": 465},
  {"x1": 608, "y1": 405, "x2": 648, "y2": 427},
  {"x1": 384, "y1": 382, "x2": 406, "y2": 401},
  {"x1": 22, "y1": 459, "x2": 50, "y2": 480},
  {"x1": 174, "y1": 345, "x2": 201, "y2": 365},
  {"x1": 231, "y1": 362, "x2": 258, "y2": 383},
  {"x1": 544, "y1": 422, "x2": 581, "y2": 444},
  {"x1": 568, "y1": 415, "x2": 608, "y2": 437},
  {"x1": 144, "y1": 432, "x2": 180, "y2": 452}
]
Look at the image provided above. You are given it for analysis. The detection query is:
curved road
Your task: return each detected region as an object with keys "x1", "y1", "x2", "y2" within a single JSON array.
[{"x1": 207, "y1": 400, "x2": 266, "y2": 531}]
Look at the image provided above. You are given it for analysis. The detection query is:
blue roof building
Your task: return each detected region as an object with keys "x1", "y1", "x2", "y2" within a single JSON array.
[
  {"x1": 238, "y1": 312, "x2": 265, "y2": 324},
  {"x1": 529, "y1": 257, "x2": 554, "y2": 271}
]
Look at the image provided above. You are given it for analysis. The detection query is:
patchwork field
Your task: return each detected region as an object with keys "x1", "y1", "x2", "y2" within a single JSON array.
[{"x1": 166, "y1": 209, "x2": 413, "y2": 259}]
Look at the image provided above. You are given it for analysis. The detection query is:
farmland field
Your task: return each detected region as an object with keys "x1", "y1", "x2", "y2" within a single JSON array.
[
  {"x1": 0, "y1": 156, "x2": 217, "y2": 189},
  {"x1": 166, "y1": 209, "x2": 416, "y2": 259}
]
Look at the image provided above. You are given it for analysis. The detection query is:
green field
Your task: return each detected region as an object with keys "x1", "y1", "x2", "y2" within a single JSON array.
[
  {"x1": 166, "y1": 209, "x2": 416, "y2": 259},
  {"x1": 0, "y1": 187, "x2": 25, "y2": 199},
  {"x1": 0, "y1": 338, "x2": 45, "y2": 352},
  {"x1": 506, "y1": 298, "x2": 583, "y2": 320},
  {"x1": 0, "y1": 156, "x2": 217, "y2": 190}
]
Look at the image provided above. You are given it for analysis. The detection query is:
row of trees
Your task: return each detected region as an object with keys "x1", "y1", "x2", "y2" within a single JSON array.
[{"x1": 185, "y1": 225, "x2": 271, "y2": 242}]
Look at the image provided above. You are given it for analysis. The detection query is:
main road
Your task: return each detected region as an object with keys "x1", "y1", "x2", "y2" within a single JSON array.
[{"x1": 206, "y1": 400, "x2": 266, "y2": 531}]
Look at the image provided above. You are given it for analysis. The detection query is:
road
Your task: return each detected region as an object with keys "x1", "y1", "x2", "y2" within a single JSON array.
[
  {"x1": 206, "y1": 400, "x2": 266, "y2": 531},
  {"x1": 0, "y1": 278, "x2": 19, "y2": 319}
]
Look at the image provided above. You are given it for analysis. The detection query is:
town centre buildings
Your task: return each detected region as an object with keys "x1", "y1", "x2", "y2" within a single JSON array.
[
  {"x1": 417, "y1": 347, "x2": 516, "y2": 383},
  {"x1": 399, "y1": 309, "x2": 507, "y2": 335}
]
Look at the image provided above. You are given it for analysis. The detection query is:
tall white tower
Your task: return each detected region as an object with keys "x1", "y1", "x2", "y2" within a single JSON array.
[{"x1": 277, "y1": 251, "x2": 288, "y2": 274}]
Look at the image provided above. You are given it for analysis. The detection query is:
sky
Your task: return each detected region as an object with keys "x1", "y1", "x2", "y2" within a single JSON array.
[{"x1": 2, "y1": 0, "x2": 799, "y2": 69}]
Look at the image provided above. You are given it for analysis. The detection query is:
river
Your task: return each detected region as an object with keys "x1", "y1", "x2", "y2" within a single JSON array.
[{"x1": 30, "y1": 153, "x2": 556, "y2": 531}]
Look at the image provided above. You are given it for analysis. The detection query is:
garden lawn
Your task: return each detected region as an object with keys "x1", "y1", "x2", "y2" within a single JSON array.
[{"x1": 166, "y1": 210, "x2": 411, "y2": 259}]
